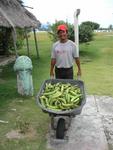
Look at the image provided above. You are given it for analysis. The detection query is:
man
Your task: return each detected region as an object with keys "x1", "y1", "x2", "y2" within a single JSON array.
[{"x1": 50, "y1": 24, "x2": 81, "y2": 79}]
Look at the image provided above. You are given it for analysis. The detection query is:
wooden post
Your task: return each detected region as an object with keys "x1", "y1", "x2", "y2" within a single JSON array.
[
  {"x1": 33, "y1": 28, "x2": 39, "y2": 59},
  {"x1": 12, "y1": 28, "x2": 18, "y2": 58},
  {"x1": 25, "y1": 28, "x2": 30, "y2": 57}
]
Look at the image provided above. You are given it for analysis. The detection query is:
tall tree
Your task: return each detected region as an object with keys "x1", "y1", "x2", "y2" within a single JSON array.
[{"x1": 82, "y1": 21, "x2": 100, "y2": 30}]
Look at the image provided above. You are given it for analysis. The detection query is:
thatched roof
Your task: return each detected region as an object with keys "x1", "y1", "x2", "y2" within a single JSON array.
[{"x1": 0, "y1": 0, "x2": 41, "y2": 28}]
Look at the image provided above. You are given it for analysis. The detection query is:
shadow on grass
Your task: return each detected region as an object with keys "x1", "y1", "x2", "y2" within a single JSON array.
[
  {"x1": 80, "y1": 47, "x2": 98, "y2": 58},
  {"x1": 0, "y1": 84, "x2": 32, "y2": 109},
  {"x1": 80, "y1": 44, "x2": 100, "y2": 64}
]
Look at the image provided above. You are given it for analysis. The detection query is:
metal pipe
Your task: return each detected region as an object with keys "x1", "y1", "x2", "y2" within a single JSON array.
[{"x1": 74, "y1": 9, "x2": 80, "y2": 56}]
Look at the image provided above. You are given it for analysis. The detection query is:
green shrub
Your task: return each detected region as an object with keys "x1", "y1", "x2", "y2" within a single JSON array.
[{"x1": 48, "y1": 20, "x2": 98, "y2": 44}]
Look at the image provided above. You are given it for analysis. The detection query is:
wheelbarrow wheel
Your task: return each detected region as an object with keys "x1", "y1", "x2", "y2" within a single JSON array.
[{"x1": 56, "y1": 118, "x2": 65, "y2": 139}]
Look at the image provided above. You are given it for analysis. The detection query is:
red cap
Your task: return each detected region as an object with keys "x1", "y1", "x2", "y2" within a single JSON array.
[{"x1": 57, "y1": 24, "x2": 68, "y2": 32}]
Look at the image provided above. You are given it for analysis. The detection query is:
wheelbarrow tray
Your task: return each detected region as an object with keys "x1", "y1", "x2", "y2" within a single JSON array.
[{"x1": 36, "y1": 79, "x2": 86, "y2": 116}]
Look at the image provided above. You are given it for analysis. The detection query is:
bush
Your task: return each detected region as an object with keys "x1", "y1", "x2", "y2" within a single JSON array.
[
  {"x1": 79, "y1": 24, "x2": 94, "y2": 43},
  {"x1": 48, "y1": 20, "x2": 96, "y2": 44},
  {"x1": 81, "y1": 21, "x2": 100, "y2": 30}
]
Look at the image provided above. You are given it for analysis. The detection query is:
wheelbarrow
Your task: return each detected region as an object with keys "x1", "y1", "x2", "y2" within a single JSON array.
[{"x1": 36, "y1": 79, "x2": 86, "y2": 139}]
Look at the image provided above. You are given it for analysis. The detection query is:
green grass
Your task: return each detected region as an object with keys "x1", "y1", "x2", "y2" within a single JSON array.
[
  {"x1": 79, "y1": 32, "x2": 113, "y2": 96},
  {"x1": 0, "y1": 32, "x2": 52, "y2": 150},
  {"x1": 0, "y1": 31, "x2": 113, "y2": 149}
]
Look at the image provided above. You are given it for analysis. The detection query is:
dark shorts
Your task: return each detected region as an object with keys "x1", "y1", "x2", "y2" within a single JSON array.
[{"x1": 55, "y1": 66, "x2": 73, "y2": 79}]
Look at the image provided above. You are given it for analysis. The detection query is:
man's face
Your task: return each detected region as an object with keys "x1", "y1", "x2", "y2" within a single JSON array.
[{"x1": 57, "y1": 30, "x2": 68, "y2": 41}]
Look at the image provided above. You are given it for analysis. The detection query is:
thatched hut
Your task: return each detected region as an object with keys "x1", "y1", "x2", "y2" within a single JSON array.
[{"x1": 0, "y1": 0, "x2": 41, "y2": 58}]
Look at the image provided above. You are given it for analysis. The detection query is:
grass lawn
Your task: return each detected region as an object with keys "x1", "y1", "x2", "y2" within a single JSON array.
[
  {"x1": 80, "y1": 32, "x2": 113, "y2": 96},
  {"x1": 0, "y1": 31, "x2": 113, "y2": 150}
]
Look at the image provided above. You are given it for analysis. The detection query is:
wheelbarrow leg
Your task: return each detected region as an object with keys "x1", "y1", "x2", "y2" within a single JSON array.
[{"x1": 51, "y1": 115, "x2": 55, "y2": 130}]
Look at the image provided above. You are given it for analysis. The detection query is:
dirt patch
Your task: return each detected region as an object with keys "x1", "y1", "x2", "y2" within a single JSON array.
[
  {"x1": 0, "y1": 55, "x2": 15, "y2": 66},
  {"x1": 6, "y1": 127, "x2": 37, "y2": 140}
]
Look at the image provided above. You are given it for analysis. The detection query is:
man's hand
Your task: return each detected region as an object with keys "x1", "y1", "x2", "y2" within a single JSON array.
[
  {"x1": 77, "y1": 69, "x2": 81, "y2": 76},
  {"x1": 50, "y1": 71, "x2": 54, "y2": 79},
  {"x1": 50, "y1": 58, "x2": 56, "y2": 79},
  {"x1": 75, "y1": 58, "x2": 81, "y2": 78},
  {"x1": 77, "y1": 70, "x2": 81, "y2": 80}
]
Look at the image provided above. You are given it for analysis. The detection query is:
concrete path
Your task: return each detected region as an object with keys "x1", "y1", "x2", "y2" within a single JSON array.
[{"x1": 47, "y1": 95, "x2": 113, "y2": 150}]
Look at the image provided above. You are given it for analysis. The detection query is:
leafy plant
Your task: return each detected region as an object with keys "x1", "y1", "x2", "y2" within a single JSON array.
[
  {"x1": 48, "y1": 20, "x2": 99, "y2": 43},
  {"x1": 81, "y1": 21, "x2": 100, "y2": 30},
  {"x1": 16, "y1": 116, "x2": 30, "y2": 134},
  {"x1": 79, "y1": 24, "x2": 94, "y2": 43}
]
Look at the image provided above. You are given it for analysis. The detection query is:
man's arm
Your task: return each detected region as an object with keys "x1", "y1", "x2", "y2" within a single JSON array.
[
  {"x1": 50, "y1": 58, "x2": 56, "y2": 77},
  {"x1": 75, "y1": 57, "x2": 81, "y2": 76}
]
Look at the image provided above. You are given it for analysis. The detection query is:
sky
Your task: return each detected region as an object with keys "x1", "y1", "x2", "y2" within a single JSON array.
[{"x1": 23, "y1": 0, "x2": 113, "y2": 28}]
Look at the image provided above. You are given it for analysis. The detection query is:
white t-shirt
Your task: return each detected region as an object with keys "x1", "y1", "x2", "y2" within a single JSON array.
[{"x1": 51, "y1": 40, "x2": 79, "y2": 68}]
